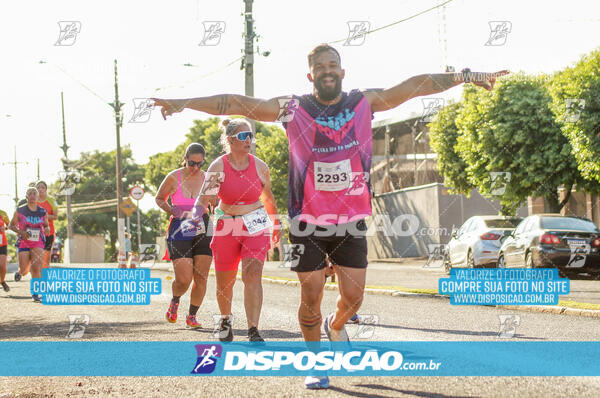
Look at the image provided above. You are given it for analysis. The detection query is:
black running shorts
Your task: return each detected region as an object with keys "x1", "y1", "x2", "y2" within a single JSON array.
[{"x1": 288, "y1": 219, "x2": 368, "y2": 272}]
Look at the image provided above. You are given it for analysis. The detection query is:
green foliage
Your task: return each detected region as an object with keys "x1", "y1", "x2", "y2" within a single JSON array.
[
  {"x1": 431, "y1": 73, "x2": 583, "y2": 215},
  {"x1": 428, "y1": 101, "x2": 473, "y2": 194},
  {"x1": 255, "y1": 123, "x2": 290, "y2": 212},
  {"x1": 549, "y1": 48, "x2": 600, "y2": 184},
  {"x1": 52, "y1": 146, "x2": 149, "y2": 261}
]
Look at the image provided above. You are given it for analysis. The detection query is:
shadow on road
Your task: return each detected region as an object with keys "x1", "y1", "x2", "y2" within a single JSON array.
[
  {"x1": 330, "y1": 383, "x2": 477, "y2": 398},
  {"x1": 0, "y1": 319, "x2": 159, "y2": 339},
  {"x1": 388, "y1": 325, "x2": 544, "y2": 340},
  {"x1": 183, "y1": 328, "x2": 302, "y2": 339},
  {"x1": 1, "y1": 295, "x2": 32, "y2": 300}
]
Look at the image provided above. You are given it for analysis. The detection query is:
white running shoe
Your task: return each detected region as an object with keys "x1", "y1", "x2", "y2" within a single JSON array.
[
  {"x1": 304, "y1": 375, "x2": 330, "y2": 389},
  {"x1": 323, "y1": 312, "x2": 349, "y2": 342}
]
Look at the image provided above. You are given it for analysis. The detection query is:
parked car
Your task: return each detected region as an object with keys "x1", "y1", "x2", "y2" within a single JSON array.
[
  {"x1": 51, "y1": 240, "x2": 63, "y2": 263},
  {"x1": 497, "y1": 214, "x2": 600, "y2": 277},
  {"x1": 444, "y1": 215, "x2": 522, "y2": 273}
]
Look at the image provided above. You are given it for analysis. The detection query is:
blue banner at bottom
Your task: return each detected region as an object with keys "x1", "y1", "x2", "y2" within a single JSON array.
[{"x1": 1, "y1": 341, "x2": 599, "y2": 376}]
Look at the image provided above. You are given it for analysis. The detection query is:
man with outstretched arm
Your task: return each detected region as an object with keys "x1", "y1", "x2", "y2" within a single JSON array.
[{"x1": 153, "y1": 43, "x2": 507, "y2": 389}]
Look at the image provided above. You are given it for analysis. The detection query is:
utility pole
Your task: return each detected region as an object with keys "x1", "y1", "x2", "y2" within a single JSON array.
[
  {"x1": 108, "y1": 59, "x2": 126, "y2": 260},
  {"x1": 243, "y1": 0, "x2": 254, "y2": 99},
  {"x1": 2, "y1": 146, "x2": 28, "y2": 209},
  {"x1": 36, "y1": 159, "x2": 40, "y2": 180},
  {"x1": 60, "y1": 92, "x2": 74, "y2": 265},
  {"x1": 243, "y1": 0, "x2": 256, "y2": 151}
]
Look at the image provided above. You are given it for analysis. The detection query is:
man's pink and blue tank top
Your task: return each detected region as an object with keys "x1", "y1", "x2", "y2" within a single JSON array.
[{"x1": 283, "y1": 89, "x2": 373, "y2": 225}]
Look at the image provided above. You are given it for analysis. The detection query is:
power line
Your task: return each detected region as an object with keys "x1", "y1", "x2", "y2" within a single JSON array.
[
  {"x1": 329, "y1": 0, "x2": 455, "y2": 44},
  {"x1": 40, "y1": 61, "x2": 109, "y2": 105},
  {"x1": 153, "y1": 56, "x2": 243, "y2": 92}
]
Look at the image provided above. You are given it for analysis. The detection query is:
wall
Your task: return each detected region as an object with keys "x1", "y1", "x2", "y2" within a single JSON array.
[{"x1": 69, "y1": 234, "x2": 105, "y2": 263}]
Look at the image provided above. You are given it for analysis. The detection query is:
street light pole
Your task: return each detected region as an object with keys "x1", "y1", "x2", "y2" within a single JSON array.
[
  {"x1": 2, "y1": 146, "x2": 28, "y2": 209},
  {"x1": 243, "y1": 0, "x2": 256, "y2": 152},
  {"x1": 60, "y1": 92, "x2": 74, "y2": 265},
  {"x1": 109, "y1": 59, "x2": 125, "y2": 260}
]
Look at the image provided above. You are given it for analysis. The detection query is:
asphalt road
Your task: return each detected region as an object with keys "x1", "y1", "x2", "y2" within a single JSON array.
[{"x1": 1, "y1": 266, "x2": 600, "y2": 397}]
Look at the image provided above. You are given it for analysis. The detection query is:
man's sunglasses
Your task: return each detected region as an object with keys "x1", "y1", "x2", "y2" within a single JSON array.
[
  {"x1": 187, "y1": 159, "x2": 205, "y2": 168},
  {"x1": 234, "y1": 131, "x2": 254, "y2": 141}
]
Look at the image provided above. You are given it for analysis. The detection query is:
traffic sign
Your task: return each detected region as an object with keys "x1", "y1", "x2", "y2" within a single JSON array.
[
  {"x1": 129, "y1": 186, "x2": 145, "y2": 201},
  {"x1": 119, "y1": 198, "x2": 137, "y2": 217}
]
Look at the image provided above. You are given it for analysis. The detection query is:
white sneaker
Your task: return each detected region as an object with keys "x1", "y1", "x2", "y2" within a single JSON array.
[
  {"x1": 304, "y1": 375, "x2": 330, "y2": 389},
  {"x1": 323, "y1": 312, "x2": 349, "y2": 342}
]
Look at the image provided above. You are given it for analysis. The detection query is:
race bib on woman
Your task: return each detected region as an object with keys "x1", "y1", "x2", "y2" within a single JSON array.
[
  {"x1": 242, "y1": 207, "x2": 272, "y2": 235},
  {"x1": 27, "y1": 227, "x2": 40, "y2": 242}
]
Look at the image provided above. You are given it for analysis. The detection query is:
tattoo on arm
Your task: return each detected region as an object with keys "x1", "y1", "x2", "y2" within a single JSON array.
[{"x1": 217, "y1": 95, "x2": 230, "y2": 115}]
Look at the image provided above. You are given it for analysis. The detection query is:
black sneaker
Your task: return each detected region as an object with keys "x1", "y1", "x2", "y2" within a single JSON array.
[
  {"x1": 32, "y1": 294, "x2": 41, "y2": 303},
  {"x1": 14, "y1": 272, "x2": 21, "y2": 282},
  {"x1": 1, "y1": 281, "x2": 9, "y2": 292},
  {"x1": 248, "y1": 326, "x2": 265, "y2": 343},
  {"x1": 218, "y1": 318, "x2": 233, "y2": 342}
]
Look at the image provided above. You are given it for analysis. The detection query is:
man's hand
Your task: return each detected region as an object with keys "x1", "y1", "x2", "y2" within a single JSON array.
[
  {"x1": 469, "y1": 70, "x2": 510, "y2": 91},
  {"x1": 44, "y1": 226, "x2": 50, "y2": 236},
  {"x1": 151, "y1": 98, "x2": 185, "y2": 120}
]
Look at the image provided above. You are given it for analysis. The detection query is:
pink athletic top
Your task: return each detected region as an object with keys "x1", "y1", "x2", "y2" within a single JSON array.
[
  {"x1": 16, "y1": 204, "x2": 47, "y2": 249},
  {"x1": 218, "y1": 154, "x2": 263, "y2": 205},
  {"x1": 167, "y1": 169, "x2": 205, "y2": 241},
  {"x1": 171, "y1": 169, "x2": 197, "y2": 208}
]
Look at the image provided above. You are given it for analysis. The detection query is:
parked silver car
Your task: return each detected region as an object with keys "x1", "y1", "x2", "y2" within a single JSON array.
[{"x1": 444, "y1": 216, "x2": 522, "y2": 273}]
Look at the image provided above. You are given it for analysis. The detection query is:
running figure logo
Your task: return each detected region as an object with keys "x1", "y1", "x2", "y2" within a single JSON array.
[
  {"x1": 566, "y1": 241, "x2": 589, "y2": 268},
  {"x1": 129, "y1": 98, "x2": 155, "y2": 123},
  {"x1": 276, "y1": 97, "x2": 299, "y2": 123},
  {"x1": 424, "y1": 244, "x2": 446, "y2": 268},
  {"x1": 199, "y1": 21, "x2": 226, "y2": 46},
  {"x1": 564, "y1": 99, "x2": 585, "y2": 123},
  {"x1": 55, "y1": 21, "x2": 81, "y2": 46},
  {"x1": 485, "y1": 21, "x2": 512, "y2": 46},
  {"x1": 346, "y1": 172, "x2": 369, "y2": 196},
  {"x1": 420, "y1": 98, "x2": 444, "y2": 123},
  {"x1": 344, "y1": 21, "x2": 370, "y2": 46},
  {"x1": 350, "y1": 314, "x2": 379, "y2": 339},
  {"x1": 280, "y1": 244, "x2": 305, "y2": 268},
  {"x1": 490, "y1": 172, "x2": 511, "y2": 195},
  {"x1": 57, "y1": 171, "x2": 81, "y2": 196},
  {"x1": 201, "y1": 172, "x2": 225, "y2": 196},
  {"x1": 498, "y1": 314, "x2": 520, "y2": 338},
  {"x1": 191, "y1": 344, "x2": 223, "y2": 374},
  {"x1": 66, "y1": 314, "x2": 89, "y2": 339}
]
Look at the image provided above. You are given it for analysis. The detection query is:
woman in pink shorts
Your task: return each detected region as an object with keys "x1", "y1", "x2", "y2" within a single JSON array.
[{"x1": 192, "y1": 118, "x2": 280, "y2": 342}]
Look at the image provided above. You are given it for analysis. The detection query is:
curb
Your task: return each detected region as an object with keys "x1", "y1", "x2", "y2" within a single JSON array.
[
  {"x1": 59, "y1": 264, "x2": 600, "y2": 318},
  {"x1": 256, "y1": 274, "x2": 600, "y2": 318},
  {"x1": 498, "y1": 304, "x2": 600, "y2": 318}
]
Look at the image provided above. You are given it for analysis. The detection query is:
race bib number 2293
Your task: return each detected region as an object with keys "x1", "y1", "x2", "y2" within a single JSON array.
[{"x1": 314, "y1": 159, "x2": 351, "y2": 192}]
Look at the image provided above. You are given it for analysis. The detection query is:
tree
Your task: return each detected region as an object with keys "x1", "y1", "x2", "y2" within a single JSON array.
[
  {"x1": 431, "y1": 74, "x2": 583, "y2": 214},
  {"x1": 549, "y1": 48, "x2": 600, "y2": 185},
  {"x1": 53, "y1": 146, "x2": 149, "y2": 261},
  {"x1": 428, "y1": 101, "x2": 473, "y2": 194}
]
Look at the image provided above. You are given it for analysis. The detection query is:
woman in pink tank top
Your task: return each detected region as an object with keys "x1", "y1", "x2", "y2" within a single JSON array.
[
  {"x1": 192, "y1": 118, "x2": 281, "y2": 342},
  {"x1": 155, "y1": 143, "x2": 212, "y2": 328}
]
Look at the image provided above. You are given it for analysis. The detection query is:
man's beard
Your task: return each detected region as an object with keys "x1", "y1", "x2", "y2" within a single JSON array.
[{"x1": 315, "y1": 75, "x2": 342, "y2": 101}]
